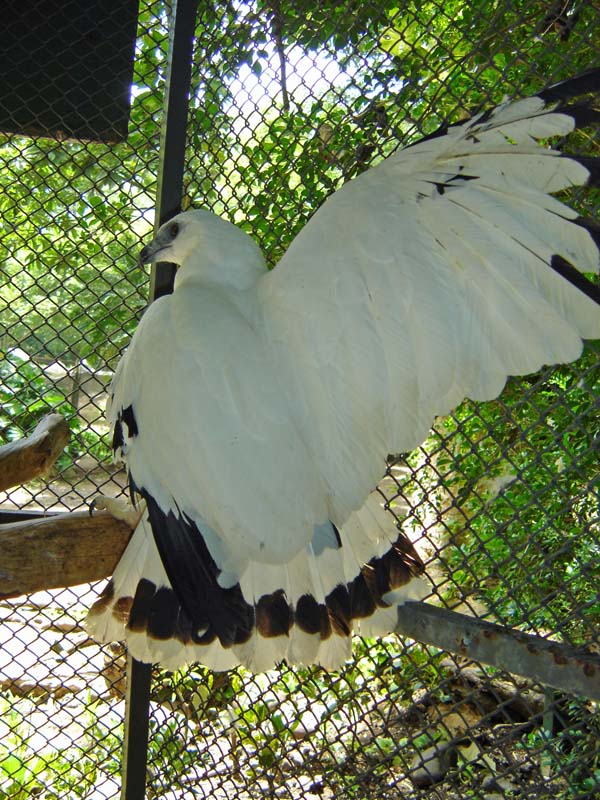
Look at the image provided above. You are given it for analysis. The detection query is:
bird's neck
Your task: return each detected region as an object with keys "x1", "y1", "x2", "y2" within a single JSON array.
[{"x1": 174, "y1": 253, "x2": 267, "y2": 292}]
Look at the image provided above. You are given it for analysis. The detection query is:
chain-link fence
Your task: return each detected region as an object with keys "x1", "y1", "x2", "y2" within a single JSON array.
[{"x1": 1, "y1": 0, "x2": 599, "y2": 798}]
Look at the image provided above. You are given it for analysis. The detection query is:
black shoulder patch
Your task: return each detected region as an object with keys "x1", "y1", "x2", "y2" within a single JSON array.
[
  {"x1": 122, "y1": 404, "x2": 139, "y2": 438},
  {"x1": 112, "y1": 404, "x2": 139, "y2": 454},
  {"x1": 112, "y1": 419, "x2": 124, "y2": 453}
]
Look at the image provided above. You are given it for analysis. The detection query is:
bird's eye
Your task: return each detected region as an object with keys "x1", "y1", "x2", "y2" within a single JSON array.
[{"x1": 169, "y1": 222, "x2": 179, "y2": 238}]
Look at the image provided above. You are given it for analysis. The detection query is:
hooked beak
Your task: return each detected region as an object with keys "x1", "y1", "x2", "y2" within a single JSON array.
[
  {"x1": 139, "y1": 238, "x2": 166, "y2": 265},
  {"x1": 139, "y1": 217, "x2": 181, "y2": 266}
]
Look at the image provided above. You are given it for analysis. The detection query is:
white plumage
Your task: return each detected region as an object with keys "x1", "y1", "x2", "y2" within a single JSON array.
[{"x1": 87, "y1": 71, "x2": 600, "y2": 672}]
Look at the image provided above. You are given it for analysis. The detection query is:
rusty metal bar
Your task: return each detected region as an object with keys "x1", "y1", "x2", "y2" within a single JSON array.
[
  {"x1": 121, "y1": 2, "x2": 198, "y2": 799},
  {"x1": 396, "y1": 602, "x2": 600, "y2": 700},
  {"x1": 121, "y1": 654, "x2": 152, "y2": 800},
  {"x1": 148, "y1": 0, "x2": 198, "y2": 300}
]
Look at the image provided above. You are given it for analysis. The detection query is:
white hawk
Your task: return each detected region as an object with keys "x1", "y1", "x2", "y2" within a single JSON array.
[{"x1": 87, "y1": 70, "x2": 600, "y2": 672}]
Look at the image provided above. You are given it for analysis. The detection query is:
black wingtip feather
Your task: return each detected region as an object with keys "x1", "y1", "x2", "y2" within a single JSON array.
[
  {"x1": 142, "y1": 490, "x2": 255, "y2": 647},
  {"x1": 148, "y1": 587, "x2": 181, "y2": 639},
  {"x1": 128, "y1": 578, "x2": 157, "y2": 633},
  {"x1": 550, "y1": 255, "x2": 600, "y2": 306},
  {"x1": 348, "y1": 572, "x2": 376, "y2": 619},
  {"x1": 556, "y1": 102, "x2": 600, "y2": 129},
  {"x1": 574, "y1": 216, "x2": 600, "y2": 250},
  {"x1": 538, "y1": 67, "x2": 600, "y2": 105},
  {"x1": 327, "y1": 585, "x2": 352, "y2": 636},
  {"x1": 573, "y1": 156, "x2": 600, "y2": 187},
  {"x1": 296, "y1": 594, "x2": 328, "y2": 637}
]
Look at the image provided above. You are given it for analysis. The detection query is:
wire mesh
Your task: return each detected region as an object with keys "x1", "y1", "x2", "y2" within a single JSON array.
[{"x1": 1, "y1": 0, "x2": 599, "y2": 798}]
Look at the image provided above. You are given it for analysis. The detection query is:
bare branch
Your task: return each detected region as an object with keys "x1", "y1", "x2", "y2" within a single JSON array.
[{"x1": 0, "y1": 414, "x2": 70, "y2": 492}]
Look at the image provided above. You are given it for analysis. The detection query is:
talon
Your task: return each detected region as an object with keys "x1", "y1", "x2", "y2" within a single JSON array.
[
  {"x1": 89, "y1": 495, "x2": 144, "y2": 529},
  {"x1": 89, "y1": 497, "x2": 101, "y2": 517}
]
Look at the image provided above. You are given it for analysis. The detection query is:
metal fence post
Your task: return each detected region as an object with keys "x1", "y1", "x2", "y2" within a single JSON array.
[{"x1": 121, "y1": 1, "x2": 198, "y2": 798}]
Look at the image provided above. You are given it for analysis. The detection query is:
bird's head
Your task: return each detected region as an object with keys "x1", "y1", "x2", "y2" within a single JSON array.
[{"x1": 140, "y1": 209, "x2": 267, "y2": 290}]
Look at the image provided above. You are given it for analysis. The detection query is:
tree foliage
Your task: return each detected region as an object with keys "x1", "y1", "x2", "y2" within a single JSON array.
[
  {"x1": 2, "y1": 0, "x2": 598, "y2": 359},
  {"x1": 0, "y1": 0, "x2": 170, "y2": 367},
  {"x1": 398, "y1": 342, "x2": 600, "y2": 640}
]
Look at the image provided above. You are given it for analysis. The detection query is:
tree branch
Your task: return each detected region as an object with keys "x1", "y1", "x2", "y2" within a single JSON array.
[
  {"x1": 0, "y1": 414, "x2": 70, "y2": 492},
  {"x1": 0, "y1": 510, "x2": 131, "y2": 599}
]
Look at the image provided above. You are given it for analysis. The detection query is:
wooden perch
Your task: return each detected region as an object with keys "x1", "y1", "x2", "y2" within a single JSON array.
[
  {"x1": 0, "y1": 414, "x2": 70, "y2": 492},
  {"x1": 1, "y1": 508, "x2": 599, "y2": 700},
  {"x1": 0, "y1": 510, "x2": 131, "y2": 599}
]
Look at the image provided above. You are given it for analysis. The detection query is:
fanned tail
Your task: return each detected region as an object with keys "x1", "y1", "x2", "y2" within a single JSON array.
[{"x1": 86, "y1": 493, "x2": 427, "y2": 672}]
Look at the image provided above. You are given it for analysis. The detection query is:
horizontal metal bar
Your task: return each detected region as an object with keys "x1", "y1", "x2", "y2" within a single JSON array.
[
  {"x1": 396, "y1": 601, "x2": 600, "y2": 700},
  {"x1": 0, "y1": 509, "x2": 58, "y2": 523}
]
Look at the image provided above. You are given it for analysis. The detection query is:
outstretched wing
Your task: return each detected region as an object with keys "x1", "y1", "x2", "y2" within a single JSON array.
[{"x1": 261, "y1": 71, "x2": 600, "y2": 525}]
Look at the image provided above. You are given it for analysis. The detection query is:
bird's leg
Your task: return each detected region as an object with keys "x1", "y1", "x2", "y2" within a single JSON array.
[{"x1": 89, "y1": 495, "x2": 144, "y2": 529}]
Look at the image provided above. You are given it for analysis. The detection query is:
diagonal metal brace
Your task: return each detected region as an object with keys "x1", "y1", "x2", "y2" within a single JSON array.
[{"x1": 396, "y1": 601, "x2": 600, "y2": 700}]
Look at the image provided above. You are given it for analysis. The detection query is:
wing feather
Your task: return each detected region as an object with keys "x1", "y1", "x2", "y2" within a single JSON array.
[{"x1": 261, "y1": 85, "x2": 600, "y2": 523}]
